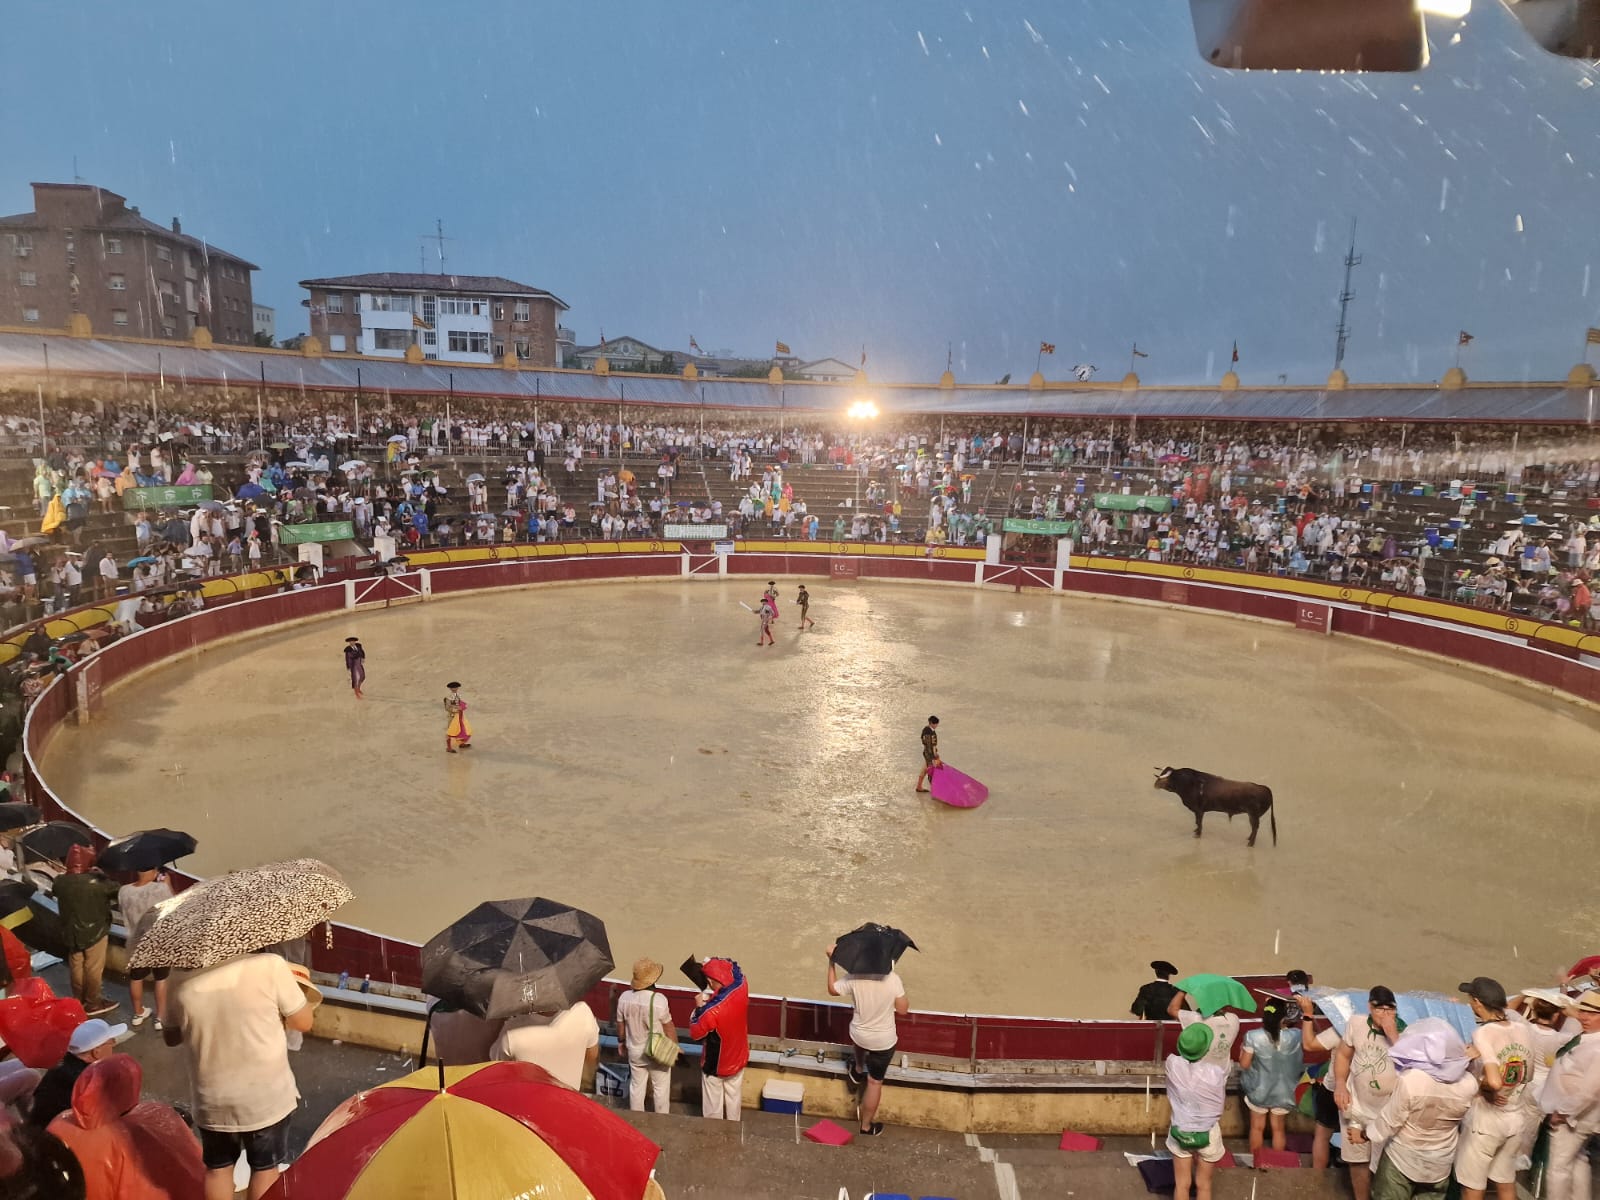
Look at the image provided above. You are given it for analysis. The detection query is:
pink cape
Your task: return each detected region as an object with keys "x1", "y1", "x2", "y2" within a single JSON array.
[{"x1": 930, "y1": 763, "x2": 988, "y2": 808}]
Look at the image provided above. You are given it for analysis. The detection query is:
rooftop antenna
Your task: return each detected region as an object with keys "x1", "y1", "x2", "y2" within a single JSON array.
[
  {"x1": 1333, "y1": 218, "x2": 1362, "y2": 373},
  {"x1": 416, "y1": 219, "x2": 455, "y2": 275},
  {"x1": 72, "y1": 156, "x2": 83, "y2": 184}
]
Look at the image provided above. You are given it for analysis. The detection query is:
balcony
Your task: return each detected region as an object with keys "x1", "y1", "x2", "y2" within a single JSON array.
[{"x1": 557, "y1": 325, "x2": 576, "y2": 345}]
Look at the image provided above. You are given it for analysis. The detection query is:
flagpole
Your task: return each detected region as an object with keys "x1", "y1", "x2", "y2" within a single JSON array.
[
  {"x1": 257, "y1": 361, "x2": 266, "y2": 453},
  {"x1": 1129, "y1": 344, "x2": 1136, "y2": 376}
]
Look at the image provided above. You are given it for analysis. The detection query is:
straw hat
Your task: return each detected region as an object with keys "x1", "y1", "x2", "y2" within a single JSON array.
[
  {"x1": 288, "y1": 962, "x2": 323, "y2": 1012},
  {"x1": 631, "y1": 957, "x2": 664, "y2": 989}
]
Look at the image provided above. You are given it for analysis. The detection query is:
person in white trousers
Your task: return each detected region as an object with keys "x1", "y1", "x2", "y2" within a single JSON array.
[
  {"x1": 617, "y1": 958, "x2": 676, "y2": 1114},
  {"x1": 1539, "y1": 990, "x2": 1600, "y2": 1200}
]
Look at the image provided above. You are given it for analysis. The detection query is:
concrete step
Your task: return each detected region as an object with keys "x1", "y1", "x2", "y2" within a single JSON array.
[{"x1": 621, "y1": 1109, "x2": 1003, "y2": 1200}]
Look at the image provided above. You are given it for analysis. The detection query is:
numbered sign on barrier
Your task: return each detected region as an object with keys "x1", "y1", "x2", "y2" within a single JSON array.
[
  {"x1": 830, "y1": 557, "x2": 860, "y2": 579},
  {"x1": 1294, "y1": 602, "x2": 1332, "y2": 634}
]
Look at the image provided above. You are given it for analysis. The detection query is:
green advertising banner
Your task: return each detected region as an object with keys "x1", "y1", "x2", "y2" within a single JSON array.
[
  {"x1": 122, "y1": 485, "x2": 213, "y2": 510},
  {"x1": 278, "y1": 521, "x2": 356, "y2": 545},
  {"x1": 1002, "y1": 518, "x2": 1078, "y2": 535},
  {"x1": 1092, "y1": 493, "x2": 1172, "y2": 513}
]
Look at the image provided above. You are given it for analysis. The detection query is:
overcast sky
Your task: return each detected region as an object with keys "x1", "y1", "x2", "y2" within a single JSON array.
[{"x1": 3, "y1": 0, "x2": 1598, "y2": 385}]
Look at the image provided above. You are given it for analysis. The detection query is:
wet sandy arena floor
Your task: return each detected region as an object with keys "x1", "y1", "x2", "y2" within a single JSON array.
[{"x1": 41, "y1": 579, "x2": 1600, "y2": 1018}]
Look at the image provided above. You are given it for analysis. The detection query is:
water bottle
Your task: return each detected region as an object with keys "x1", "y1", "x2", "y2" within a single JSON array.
[
  {"x1": 360, "y1": 974, "x2": 371, "y2": 994},
  {"x1": 337, "y1": 971, "x2": 349, "y2": 991}
]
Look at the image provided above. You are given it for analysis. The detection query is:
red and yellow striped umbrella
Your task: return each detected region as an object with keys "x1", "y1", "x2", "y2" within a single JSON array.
[{"x1": 265, "y1": 1062, "x2": 661, "y2": 1200}]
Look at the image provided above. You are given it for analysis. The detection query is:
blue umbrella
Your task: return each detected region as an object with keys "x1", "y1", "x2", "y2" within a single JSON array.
[
  {"x1": 1307, "y1": 988, "x2": 1476, "y2": 1043},
  {"x1": 126, "y1": 555, "x2": 157, "y2": 566},
  {"x1": 236, "y1": 482, "x2": 266, "y2": 500}
]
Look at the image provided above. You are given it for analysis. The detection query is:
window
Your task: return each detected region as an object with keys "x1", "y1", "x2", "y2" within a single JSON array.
[
  {"x1": 9, "y1": 233, "x2": 33, "y2": 257},
  {"x1": 22, "y1": 307, "x2": 39, "y2": 323},
  {"x1": 516, "y1": 339, "x2": 530, "y2": 360},
  {"x1": 447, "y1": 331, "x2": 491, "y2": 354},
  {"x1": 325, "y1": 292, "x2": 343, "y2": 314},
  {"x1": 162, "y1": 318, "x2": 176, "y2": 336},
  {"x1": 156, "y1": 245, "x2": 173, "y2": 262},
  {"x1": 421, "y1": 330, "x2": 436, "y2": 346},
  {"x1": 105, "y1": 237, "x2": 122, "y2": 255},
  {"x1": 372, "y1": 329, "x2": 410, "y2": 351},
  {"x1": 370, "y1": 294, "x2": 412, "y2": 313},
  {"x1": 514, "y1": 300, "x2": 530, "y2": 321},
  {"x1": 108, "y1": 274, "x2": 127, "y2": 291},
  {"x1": 438, "y1": 297, "x2": 486, "y2": 316},
  {"x1": 424, "y1": 352, "x2": 439, "y2": 361},
  {"x1": 493, "y1": 302, "x2": 505, "y2": 321},
  {"x1": 18, "y1": 270, "x2": 35, "y2": 287},
  {"x1": 112, "y1": 309, "x2": 129, "y2": 326},
  {"x1": 329, "y1": 334, "x2": 347, "y2": 352},
  {"x1": 422, "y1": 295, "x2": 437, "y2": 325}
]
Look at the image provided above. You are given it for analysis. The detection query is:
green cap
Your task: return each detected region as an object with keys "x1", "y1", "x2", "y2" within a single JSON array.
[{"x1": 1178, "y1": 1021, "x2": 1214, "y2": 1062}]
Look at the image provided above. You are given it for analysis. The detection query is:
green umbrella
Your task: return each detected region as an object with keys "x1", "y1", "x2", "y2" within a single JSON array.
[{"x1": 1174, "y1": 973, "x2": 1256, "y2": 1016}]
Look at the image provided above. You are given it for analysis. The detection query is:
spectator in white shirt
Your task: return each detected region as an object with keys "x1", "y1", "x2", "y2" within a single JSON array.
[
  {"x1": 1165, "y1": 1021, "x2": 1228, "y2": 1200},
  {"x1": 490, "y1": 1001, "x2": 601, "y2": 1091},
  {"x1": 615, "y1": 958, "x2": 675, "y2": 1114},
  {"x1": 1349, "y1": 1019, "x2": 1476, "y2": 1200},
  {"x1": 1539, "y1": 990, "x2": 1600, "y2": 1200},
  {"x1": 825, "y1": 944, "x2": 908, "y2": 1138}
]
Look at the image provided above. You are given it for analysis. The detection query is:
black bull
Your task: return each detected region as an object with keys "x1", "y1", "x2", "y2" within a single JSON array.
[{"x1": 1153, "y1": 767, "x2": 1277, "y2": 846}]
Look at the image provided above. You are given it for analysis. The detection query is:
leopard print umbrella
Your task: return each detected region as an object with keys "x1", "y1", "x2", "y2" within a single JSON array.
[{"x1": 128, "y1": 857, "x2": 353, "y2": 971}]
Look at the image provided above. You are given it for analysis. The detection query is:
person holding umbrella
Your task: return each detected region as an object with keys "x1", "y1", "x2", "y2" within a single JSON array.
[
  {"x1": 50, "y1": 847, "x2": 120, "y2": 1018},
  {"x1": 117, "y1": 868, "x2": 174, "y2": 1032},
  {"x1": 825, "y1": 928, "x2": 913, "y2": 1138},
  {"x1": 148, "y1": 860, "x2": 348, "y2": 1200}
]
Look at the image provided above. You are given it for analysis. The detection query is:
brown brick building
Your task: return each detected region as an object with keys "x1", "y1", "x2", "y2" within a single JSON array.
[
  {"x1": 0, "y1": 182, "x2": 257, "y2": 344},
  {"x1": 299, "y1": 273, "x2": 569, "y2": 367}
]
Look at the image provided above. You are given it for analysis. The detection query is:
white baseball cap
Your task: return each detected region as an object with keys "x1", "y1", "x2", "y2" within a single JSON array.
[{"x1": 68, "y1": 1018, "x2": 129, "y2": 1055}]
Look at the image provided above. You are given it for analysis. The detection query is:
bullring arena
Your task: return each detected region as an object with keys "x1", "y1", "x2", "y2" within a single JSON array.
[
  {"x1": 33, "y1": 567, "x2": 1600, "y2": 1019},
  {"x1": 7, "y1": 329, "x2": 1600, "y2": 1198}
]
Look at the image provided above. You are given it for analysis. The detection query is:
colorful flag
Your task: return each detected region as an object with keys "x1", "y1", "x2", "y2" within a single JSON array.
[
  {"x1": 1231, "y1": 341, "x2": 1240, "y2": 364},
  {"x1": 1039, "y1": 341, "x2": 1056, "y2": 355},
  {"x1": 689, "y1": 335, "x2": 702, "y2": 353},
  {"x1": 1458, "y1": 330, "x2": 1474, "y2": 346},
  {"x1": 412, "y1": 313, "x2": 430, "y2": 329},
  {"x1": 1586, "y1": 327, "x2": 1600, "y2": 345},
  {"x1": 1131, "y1": 344, "x2": 1149, "y2": 358},
  {"x1": 775, "y1": 340, "x2": 791, "y2": 355}
]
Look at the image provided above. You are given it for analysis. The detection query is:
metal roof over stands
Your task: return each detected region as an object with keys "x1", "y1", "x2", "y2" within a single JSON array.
[{"x1": 0, "y1": 330, "x2": 1595, "y2": 422}]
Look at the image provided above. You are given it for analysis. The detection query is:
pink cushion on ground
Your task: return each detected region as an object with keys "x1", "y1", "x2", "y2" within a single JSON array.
[
  {"x1": 1215, "y1": 1148, "x2": 1237, "y2": 1168},
  {"x1": 1058, "y1": 1130, "x2": 1103, "y2": 1151},
  {"x1": 803, "y1": 1119, "x2": 854, "y2": 1146},
  {"x1": 1255, "y1": 1147, "x2": 1302, "y2": 1169}
]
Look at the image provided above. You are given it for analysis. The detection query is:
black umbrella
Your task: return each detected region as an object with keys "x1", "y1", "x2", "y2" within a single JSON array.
[
  {"x1": 0, "y1": 801, "x2": 41, "y2": 833},
  {"x1": 830, "y1": 922, "x2": 919, "y2": 977},
  {"x1": 17, "y1": 821, "x2": 94, "y2": 863},
  {"x1": 97, "y1": 828, "x2": 197, "y2": 872},
  {"x1": 421, "y1": 897, "x2": 613, "y2": 1021}
]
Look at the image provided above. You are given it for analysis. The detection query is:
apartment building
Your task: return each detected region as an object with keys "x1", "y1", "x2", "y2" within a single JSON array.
[
  {"x1": 300, "y1": 272, "x2": 568, "y2": 366},
  {"x1": 0, "y1": 182, "x2": 257, "y2": 343}
]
